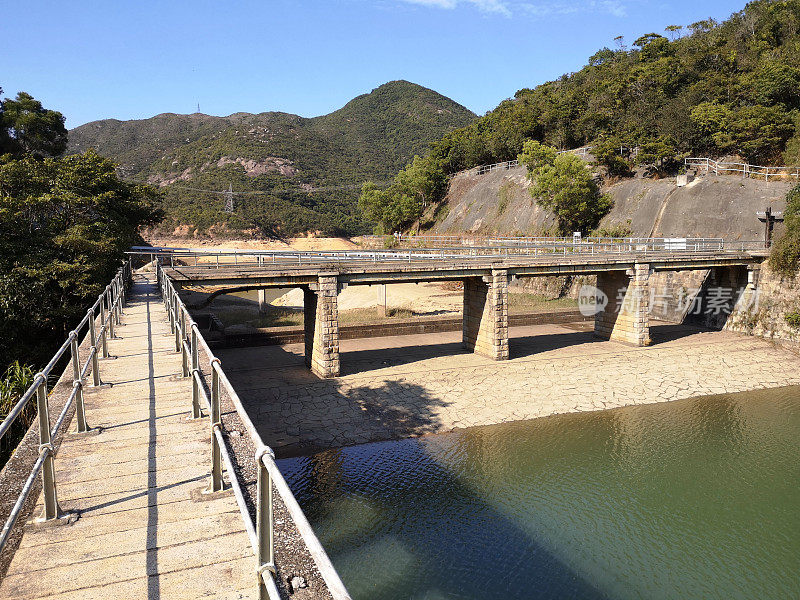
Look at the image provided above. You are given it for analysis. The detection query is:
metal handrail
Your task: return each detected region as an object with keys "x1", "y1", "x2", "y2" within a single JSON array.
[
  {"x1": 156, "y1": 264, "x2": 351, "y2": 600},
  {"x1": 0, "y1": 261, "x2": 131, "y2": 551},
  {"x1": 686, "y1": 157, "x2": 800, "y2": 181},
  {"x1": 129, "y1": 238, "x2": 766, "y2": 272}
]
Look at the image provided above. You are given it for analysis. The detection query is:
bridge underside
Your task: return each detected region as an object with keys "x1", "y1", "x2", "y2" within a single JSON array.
[{"x1": 164, "y1": 254, "x2": 762, "y2": 378}]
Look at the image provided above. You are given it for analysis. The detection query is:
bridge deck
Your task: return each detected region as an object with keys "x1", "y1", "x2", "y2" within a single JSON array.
[
  {"x1": 0, "y1": 275, "x2": 256, "y2": 600},
  {"x1": 164, "y1": 250, "x2": 761, "y2": 288}
]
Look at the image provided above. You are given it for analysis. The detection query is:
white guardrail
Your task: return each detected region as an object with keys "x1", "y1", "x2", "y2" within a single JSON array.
[
  {"x1": 686, "y1": 157, "x2": 800, "y2": 182},
  {"x1": 471, "y1": 147, "x2": 593, "y2": 176}
]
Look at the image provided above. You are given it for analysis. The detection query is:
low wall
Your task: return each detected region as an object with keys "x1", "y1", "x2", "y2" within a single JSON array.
[{"x1": 219, "y1": 309, "x2": 591, "y2": 348}]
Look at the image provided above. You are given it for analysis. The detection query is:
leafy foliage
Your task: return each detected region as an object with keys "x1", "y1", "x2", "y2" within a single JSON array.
[
  {"x1": 358, "y1": 154, "x2": 449, "y2": 233},
  {"x1": 519, "y1": 141, "x2": 613, "y2": 234},
  {"x1": 0, "y1": 90, "x2": 68, "y2": 158},
  {"x1": 374, "y1": 0, "x2": 800, "y2": 231},
  {"x1": 0, "y1": 148, "x2": 162, "y2": 368},
  {"x1": 0, "y1": 361, "x2": 36, "y2": 465},
  {"x1": 770, "y1": 184, "x2": 800, "y2": 275},
  {"x1": 67, "y1": 81, "x2": 476, "y2": 237}
]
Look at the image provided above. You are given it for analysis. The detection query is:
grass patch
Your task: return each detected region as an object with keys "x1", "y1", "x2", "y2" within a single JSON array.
[
  {"x1": 1, "y1": 361, "x2": 36, "y2": 467},
  {"x1": 508, "y1": 292, "x2": 577, "y2": 313}
]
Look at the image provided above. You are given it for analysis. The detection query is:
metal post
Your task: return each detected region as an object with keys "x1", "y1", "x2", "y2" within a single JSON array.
[
  {"x1": 210, "y1": 360, "x2": 223, "y2": 492},
  {"x1": 115, "y1": 279, "x2": 122, "y2": 323},
  {"x1": 88, "y1": 308, "x2": 101, "y2": 386},
  {"x1": 100, "y1": 302, "x2": 109, "y2": 358},
  {"x1": 174, "y1": 302, "x2": 182, "y2": 353},
  {"x1": 256, "y1": 453, "x2": 275, "y2": 598},
  {"x1": 36, "y1": 377, "x2": 61, "y2": 520},
  {"x1": 181, "y1": 311, "x2": 189, "y2": 377},
  {"x1": 107, "y1": 289, "x2": 116, "y2": 339},
  {"x1": 191, "y1": 328, "x2": 201, "y2": 419},
  {"x1": 70, "y1": 334, "x2": 89, "y2": 432}
]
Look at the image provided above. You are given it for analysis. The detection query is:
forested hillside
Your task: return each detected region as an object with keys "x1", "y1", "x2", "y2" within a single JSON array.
[
  {"x1": 69, "y1": 81, "x2": 476, "y2": 237},
  {"x1": 363, "y1": 0, "x2": 800, "y2": 233}
]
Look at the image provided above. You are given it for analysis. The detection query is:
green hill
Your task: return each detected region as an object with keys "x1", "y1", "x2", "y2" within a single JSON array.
[
  {"x1": 365, "y1": 0, "x2": 800, "y2": 234},
  {"x1": 68, "y1": 80, "x2": 476, "y2": 236}
]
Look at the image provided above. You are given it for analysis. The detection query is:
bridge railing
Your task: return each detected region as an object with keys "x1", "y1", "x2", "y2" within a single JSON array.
[
  {"x1": 131, "y1": 237, "x2": 765, "y2": 270},
  {"x1": 685, "y1": 157, "x2": 800, "y2": 181},
  {"x1": 0, "y1": 261, "x2": 131, "y2": 551},
  {"x1": 155, "y1": 262, "x2": 350, "y2": 600}
]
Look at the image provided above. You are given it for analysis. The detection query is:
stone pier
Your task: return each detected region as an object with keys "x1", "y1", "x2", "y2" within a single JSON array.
[
  {"x1": 258, "y1": 288, "x2": 269, "y2": 314},
  {"x1": 595, "y1": 263, "x2": 652, "y2": 346},
  {"x1": 303, "y1": 274, "x2": 340, "y2": 378},
  {"x1": 463, "y1": 269, "x2": 509, "y2": 360}
]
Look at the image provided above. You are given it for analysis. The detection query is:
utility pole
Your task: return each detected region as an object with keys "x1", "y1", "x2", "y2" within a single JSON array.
[{"x1": 223, "y1": 183, "x2": 234, "y2": 214}]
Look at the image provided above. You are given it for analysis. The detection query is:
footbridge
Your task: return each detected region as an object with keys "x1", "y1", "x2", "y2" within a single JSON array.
[
  {"x1": 0, "y1": 264, "x2": 350, "y2": 600},
  {"x1": 147, "y1": 238, "x2": 767, "y2": 378}
]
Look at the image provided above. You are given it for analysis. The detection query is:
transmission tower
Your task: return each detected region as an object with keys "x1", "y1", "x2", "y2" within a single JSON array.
[{"x1": 223, "y1": 183, "x2": 234, "y2": 213}]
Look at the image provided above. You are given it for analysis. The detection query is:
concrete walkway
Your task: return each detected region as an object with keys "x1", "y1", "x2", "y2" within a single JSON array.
[{"x1": 0, "y1": 275, "x2": 255, "y2": 599}]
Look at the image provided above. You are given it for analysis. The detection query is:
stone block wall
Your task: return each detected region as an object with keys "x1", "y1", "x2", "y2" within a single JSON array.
[
  {"x1": 725, "y1": 263, "x2": 800, "y2": 341},
  {"x1": 303, "y1": 275, "x2": 340, "y2": 378},
  {"x1": 595, "y1": 264, "x2": 651, "y2": 346},
  {"x1": 684, "y1": 266, "x2": 749, "y2": 330},
  {"x1": 463, "y1": 269, "x2": 509, "y2": 360}
]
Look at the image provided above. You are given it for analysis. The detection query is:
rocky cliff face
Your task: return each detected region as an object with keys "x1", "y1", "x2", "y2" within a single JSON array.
[{"x1": 433, "y1": 166, "x2": 794, "y2": 241}]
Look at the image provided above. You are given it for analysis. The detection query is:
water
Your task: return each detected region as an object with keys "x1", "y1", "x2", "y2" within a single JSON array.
[{"x1": 278, "y1": 387, "x2": 800, "y2": 600}]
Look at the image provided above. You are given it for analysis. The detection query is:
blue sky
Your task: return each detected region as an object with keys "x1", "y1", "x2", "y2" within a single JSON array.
[{"x1": 1, "y1": 0, "x2": 746, "y2": 128}]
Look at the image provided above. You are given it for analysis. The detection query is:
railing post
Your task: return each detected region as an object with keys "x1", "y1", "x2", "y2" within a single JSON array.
[
  {"x1": 191, "y1": 327, "x2": 201, "y2": 419},
  {"x1": 70, "y1": 334, "x2": 89, "y2": 432},
  {"x1": 209, "y1": 360, "x2": 224, "y2": 492},
  {"x1": 99, "y1": 302, "x2": 109, "y2": 358},
  {"x1": 181, "y1": 311, "x2": 189, "y2": 378},
  {"x1": 174, "y1": 301, "x2": 182, "y2": 353},
  {"x1": 36, "y1": 376, "x2": 62, "y2": 520},
  {"x1": 107, "y1": 289, "x2": 116, "y2": 339},
  {"x1": 256, "y1": 449, "x2": 275, "y2": 598},
  {"x1": 115, "y1": 279, "x2": 123, "y2": 323},
  {"x1": 88, "y1": 308, "x2": 101, "y2": 386},
  {"x1": 168, "y1": 291, "x2": 176, "y2": 334}
]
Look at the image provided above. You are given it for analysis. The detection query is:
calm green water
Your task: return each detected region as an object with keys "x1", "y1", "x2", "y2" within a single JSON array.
[{"x1": 278, "y1": 387, "x2": 800, "y2": 600}]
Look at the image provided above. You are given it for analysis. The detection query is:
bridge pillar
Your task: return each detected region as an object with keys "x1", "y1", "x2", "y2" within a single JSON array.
[
  {"x1": 303, "y1": 274, "x2": 340, "y2": 378},
  {"x1": 463, "y1": 269, "x2": 509, "y2": 360},
  {"x1": 258, "y1": 289, "x2": 269, "y2": 314},
  {"x1": 595, "y1": 263, "x2": 652, "y2": 346}
]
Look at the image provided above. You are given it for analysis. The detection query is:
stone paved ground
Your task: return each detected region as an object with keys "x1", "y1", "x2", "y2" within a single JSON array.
[{"x1": 217, "y1": 322, "x2": 800, "y2": 457}]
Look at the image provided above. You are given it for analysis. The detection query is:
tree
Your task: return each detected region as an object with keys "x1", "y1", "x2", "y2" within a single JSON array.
[
  {"x1": 0, "y1": 91, "x2": 68, "y2": 158},
  {"x1": 665, "y1": 25, "x2": 683, "y2": 41},
  {"x1": 394, "y1": 155, "x2": 447, "y2": 213},
  {"x1": 519, "y1": 140, "x2": 612, "y2": 234},
  {"x1": 0, "y1": 149, "x2": 162, "y2": 367},
  {"x1": 770, "y1": 184, "x2": 800, "y2": 276},
  {"x1": 593, "y1": 135, "x2": 633, "y2": 178}
]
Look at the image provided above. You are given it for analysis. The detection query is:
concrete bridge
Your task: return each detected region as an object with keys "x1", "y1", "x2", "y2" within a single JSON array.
[
  {"x1": 0, "y1": 238, "x2": 770, "y2": 599},
  {"x1": 154, "y1": 240, "x2": 766, "y2": 378}
]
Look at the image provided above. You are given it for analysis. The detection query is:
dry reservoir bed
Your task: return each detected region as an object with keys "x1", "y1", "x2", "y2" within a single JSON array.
[{"x1": 216, "y1": 322, "x2": 800, "y2": 457}]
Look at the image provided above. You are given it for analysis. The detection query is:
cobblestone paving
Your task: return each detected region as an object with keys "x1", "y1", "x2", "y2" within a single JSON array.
[{"x1": 217, "y1": 323, "x2": 800, "y2": 457}]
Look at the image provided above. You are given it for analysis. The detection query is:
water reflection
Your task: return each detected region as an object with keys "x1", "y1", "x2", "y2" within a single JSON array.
[{"x1": 279, "y1": 387, "x2": 800, "y2": 600}]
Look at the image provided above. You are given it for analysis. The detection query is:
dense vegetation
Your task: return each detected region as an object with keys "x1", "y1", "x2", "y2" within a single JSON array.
[
  {"x1": 0, "y1": 88, "x2": 161, "y2": 370},
  {"x1": 68, "y1": 81, "x2": 476, "y2": 237},
  {"x1": 770, "y1": 184, "x2": 800, "y2": 274},
  {"x1": 364, "y1": 0, "x2": 800, "y2": 232},
  {"x1": 518, "y1": 141, "x2": 612, "y2": 234}
]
